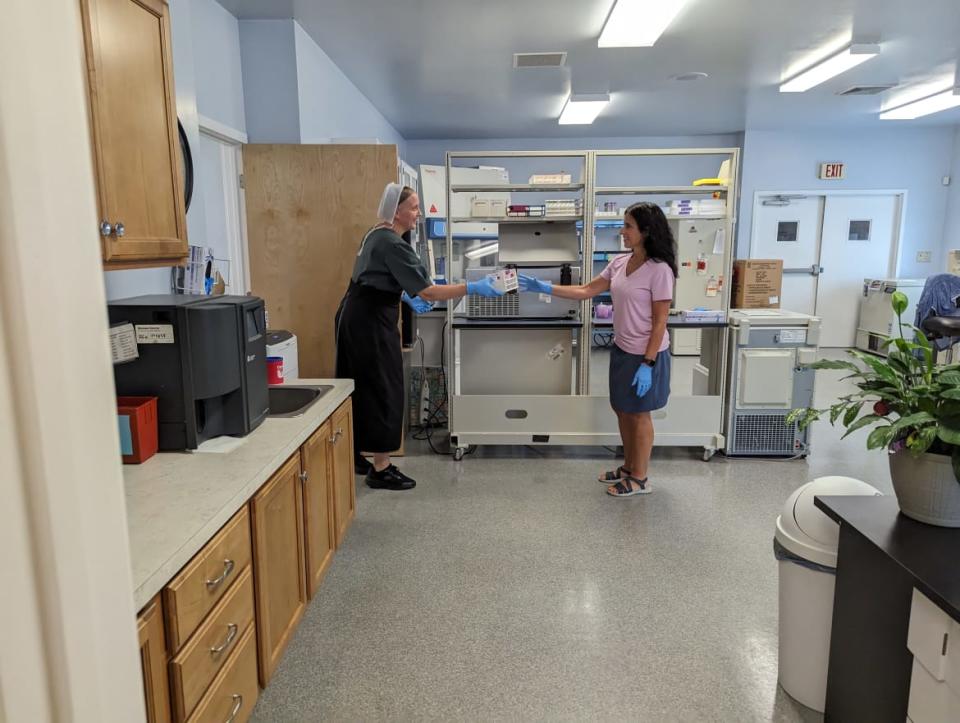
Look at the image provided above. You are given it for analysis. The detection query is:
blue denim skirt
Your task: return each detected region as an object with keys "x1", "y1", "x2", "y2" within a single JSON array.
[{"x1": 609, "y1": 345, "x2": 672, "y2": 414}]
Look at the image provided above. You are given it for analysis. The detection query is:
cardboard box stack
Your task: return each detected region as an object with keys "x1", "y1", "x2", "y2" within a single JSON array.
[{"x1": 732, "y1": 259, "x2": 783, "y2": 309}]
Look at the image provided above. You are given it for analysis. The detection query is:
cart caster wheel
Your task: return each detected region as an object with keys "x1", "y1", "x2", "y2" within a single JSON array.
[
  {"x1": 703, "y1": 448, "x2": 716, "y2": 461},
  {"x1": 453, "y1": 447, "x2": 465, "y2": 461}
]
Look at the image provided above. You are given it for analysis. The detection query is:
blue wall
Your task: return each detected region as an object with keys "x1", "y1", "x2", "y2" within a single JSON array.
[
  {"x1": 193, "y1": 0, "x2": 246, "y2": 132},
  {"x1": 293, "y1": 23, "x2": 404, "y2": 151},
  {"x1": 739, "y1": 128, "x2": 955, "y2": 276},
  {"x1": 238, "y1": 20, "x2": 300, "y2": 144}
]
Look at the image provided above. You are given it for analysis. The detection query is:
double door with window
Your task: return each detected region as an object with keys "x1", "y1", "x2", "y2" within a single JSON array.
[{"x1": 752, "y1": 194, "x2": 902, "y2": 348}]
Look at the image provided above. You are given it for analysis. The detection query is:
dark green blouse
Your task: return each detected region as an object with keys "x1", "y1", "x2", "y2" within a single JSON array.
[{"x1": 351, "y1": 227, "x2": 432, "y2": 296}]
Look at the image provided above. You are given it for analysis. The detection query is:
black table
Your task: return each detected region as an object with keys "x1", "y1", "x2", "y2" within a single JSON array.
[{"x1": 814, "y1": 495, "x2": 960, "y2": 722}]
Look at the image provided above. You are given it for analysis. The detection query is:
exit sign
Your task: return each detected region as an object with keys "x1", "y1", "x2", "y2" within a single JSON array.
[{"x1": 819, "y1": 162, "x2": 846, "y2": 180}]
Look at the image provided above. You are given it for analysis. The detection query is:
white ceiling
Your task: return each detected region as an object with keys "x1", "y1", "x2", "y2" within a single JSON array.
[{"x1": 217, "y1": 0, "x2": 960, "y2": 139}]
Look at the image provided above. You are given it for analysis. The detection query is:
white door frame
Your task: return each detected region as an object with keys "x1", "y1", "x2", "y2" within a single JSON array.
[
  {"x1": 749, "y1": 189, "x2": 908, "y2": 278},
  {"x1": 2, "y1": 1, "x2": 144, "y2": 719},
  {"x1": 198, "y1": 115, "x2": 252, "y2": 294}
]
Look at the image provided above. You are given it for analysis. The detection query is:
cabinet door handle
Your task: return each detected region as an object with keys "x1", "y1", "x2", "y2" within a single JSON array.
[
  {"x1": 99, "y1": 220, "x2": 113, "y2": 236},
  {"x1": 329, "y1": 430, "x2": 342, "y2": 444},
  {"x1": 299, "y1": 470, "x2": 308, "y2": 484},
  {"x1": 224, "y1": 694, "x2": 243, "y2": 723},
  {"x1": 205, "y1": 559, "x2": 235, "y2": 589},
  {"x1": 209, "y1": 623, "x2": 238, "y2": 656},
  {"x1": 114, "y1": 221, "x2": 125, "y2": 237}
]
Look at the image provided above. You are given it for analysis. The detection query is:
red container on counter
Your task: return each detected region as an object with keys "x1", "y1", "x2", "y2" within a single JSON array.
[
  {"x1": 117, "y1": 396, "x2": 158, "y2": 464},
  {"x1": 267, "y1": 356, "x2": 284, "y2": 385}
]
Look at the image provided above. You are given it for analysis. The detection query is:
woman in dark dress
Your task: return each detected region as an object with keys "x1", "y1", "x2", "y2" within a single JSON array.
[{"x1": 335, "y1": 183, "x2": 503, "y2": 490}]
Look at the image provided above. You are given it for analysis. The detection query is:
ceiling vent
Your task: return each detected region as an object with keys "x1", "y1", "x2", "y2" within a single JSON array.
[
  {"x1": 513, "y1": 52, "x2": 567, "y2": 69},
  {"x1": 837, "y1": 84, "x2": 896, "y2": 96}
]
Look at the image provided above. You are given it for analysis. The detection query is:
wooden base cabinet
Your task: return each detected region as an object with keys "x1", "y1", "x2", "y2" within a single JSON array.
[
  {"x1": 134, "y1": 395, "x2": 356, "y2": 716},
  {"x1": 185, "y1": 625, "x2": 258, "y2": 723},
  {"x1": 138, "y1": 596, "x2": 173, "y2": 723},
  {"x1": 251, "y1": 453, "x2": 307, "y2": 687},
  {"x1": 331, "y1": 399, "x2": 356, "y2": 547},
  {"x1": 301, "y1": 419, "x2": 336, "y2": 598}
]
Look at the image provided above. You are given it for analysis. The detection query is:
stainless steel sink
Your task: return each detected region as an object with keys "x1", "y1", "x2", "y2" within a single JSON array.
[{"x1": 267, "y1": 384, "x2": 333, "y2": 418}]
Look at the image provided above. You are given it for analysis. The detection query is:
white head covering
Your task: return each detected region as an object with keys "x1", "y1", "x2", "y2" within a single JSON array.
[{"x1": 377, "y1": 182, "x2": 404, "y2": 223}]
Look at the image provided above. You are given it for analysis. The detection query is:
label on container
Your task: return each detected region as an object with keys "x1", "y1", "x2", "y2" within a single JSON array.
[
  {"x1": 135, "y1": 324, "x2": 175, "y2": 344},
  {"x1": 779, "y1": 329, "x2": 807, "y2": 344},
  {"x1": 110, "y1": 323, "x2": 139, "y2": 364}
]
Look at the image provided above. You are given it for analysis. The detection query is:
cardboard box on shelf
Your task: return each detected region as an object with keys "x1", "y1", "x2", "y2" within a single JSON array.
[{"x1": 732, "y1": 259, "x2": 783, "y2": 309}]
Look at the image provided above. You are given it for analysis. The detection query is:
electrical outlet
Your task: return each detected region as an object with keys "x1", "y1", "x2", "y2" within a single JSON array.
[
  {"x1": 419, "y1": 381, "x2": 431, "y2": 424},
  {"x1": 917, "y1": 251, "x2": 932, "y2": 263}
]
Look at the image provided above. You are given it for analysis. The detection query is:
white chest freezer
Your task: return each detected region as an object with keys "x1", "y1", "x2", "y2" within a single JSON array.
[{"x1": 725, "y1": 310, "x2": 821, "y2": 457}]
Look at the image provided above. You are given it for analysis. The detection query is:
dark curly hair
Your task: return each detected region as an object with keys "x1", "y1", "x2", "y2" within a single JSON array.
[{"x1": 626, "y1": 202, "x2": 678, "y2": 278}]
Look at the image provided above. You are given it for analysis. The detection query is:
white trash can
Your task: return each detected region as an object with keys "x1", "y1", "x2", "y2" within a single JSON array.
[{"x1": 774, "y1": 476, "x2": 882, "y2": 712}]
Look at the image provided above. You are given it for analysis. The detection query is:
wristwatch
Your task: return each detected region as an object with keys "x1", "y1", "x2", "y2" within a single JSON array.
[{"x1": 641, "y1": 356, "x2": 657, "y2": 368}]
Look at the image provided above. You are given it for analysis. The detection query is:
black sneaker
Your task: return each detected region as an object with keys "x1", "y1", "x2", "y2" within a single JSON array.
[
  {"x1": 387, "y1": 464, "x2": 416, "y2": 486},
  {"x1": 355, "y1": 453, "x2": 373, "y2": 476},
  {"x1": 366, "y1": 465, "x2": 416, "y2": 491}
]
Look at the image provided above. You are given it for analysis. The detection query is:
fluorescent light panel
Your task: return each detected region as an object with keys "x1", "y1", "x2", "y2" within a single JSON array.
[
  {"x1": 880, "y1": 87, "x2": 960, "y2": 119},
  {"x1": 780, "y1": 43, "x2": 880, "y2": 93},
  {"x1": 558, "y1": 93, "x2": 610, "y2": 125},
  {"x1": 598, "y1": 0, "x2": 691, "y2": 47},
  {"x1": 464, "y1": 242, "x2": 499, "y2": 260}
]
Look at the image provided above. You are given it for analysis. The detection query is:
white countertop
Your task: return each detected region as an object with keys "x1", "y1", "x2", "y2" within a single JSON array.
[{"x1": 125, "y1": 379, "x2": 354, "y2": 611}]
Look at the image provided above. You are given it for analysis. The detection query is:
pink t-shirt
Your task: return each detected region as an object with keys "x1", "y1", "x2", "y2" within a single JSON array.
[{"x1": 600, "y1": 255, "x2": 674, "y2": 355}]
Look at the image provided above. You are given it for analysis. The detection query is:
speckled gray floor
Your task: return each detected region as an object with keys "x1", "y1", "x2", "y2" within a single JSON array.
[{"x1": 251, "y1": 352, "x2": 888, "y2": 722}]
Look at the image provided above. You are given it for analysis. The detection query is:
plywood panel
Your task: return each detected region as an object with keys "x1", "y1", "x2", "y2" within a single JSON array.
[{"x1": 243, "y1": 144, "x2": 397, "y2": 377}]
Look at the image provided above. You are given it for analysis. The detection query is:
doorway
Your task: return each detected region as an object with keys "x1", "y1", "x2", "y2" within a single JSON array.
[
  {"x1": 197, "y1": 120, "x2": 250, "y2": 295},
  {"x1": 750, "y1": 192, "x2": 904, "y2": 347}
]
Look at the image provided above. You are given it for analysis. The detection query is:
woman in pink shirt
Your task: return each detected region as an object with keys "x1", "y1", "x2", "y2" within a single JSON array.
[{"x1": 519, "y1": 202, "x2": 677, "y2": 497}]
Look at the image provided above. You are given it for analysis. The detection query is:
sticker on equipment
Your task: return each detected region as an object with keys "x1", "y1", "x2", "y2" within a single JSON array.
[
  {"x1": 110, "y1": 323, "x2": 139, "y2": 363},
  {"x1": 547, "y1": 344, "x2": 566, "y2": 361},
  {"x1": 136, "y1": 324, "x2": 175, "y2": 344}
]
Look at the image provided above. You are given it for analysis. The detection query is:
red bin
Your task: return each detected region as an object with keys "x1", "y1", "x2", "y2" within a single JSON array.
[{"x1": 117, "y1": 396, "x2": 158, "y2": 464}]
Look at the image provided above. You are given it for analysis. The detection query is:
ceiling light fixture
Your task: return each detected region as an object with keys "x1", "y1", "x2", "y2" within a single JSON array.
[
  {"x1": 464, "y1": 242, "x2": 500, "y2": 260},
  {"x1": 880, "y1": 87, "x2": 960, "y2": 120},
  {"x1": 558, "y1": 93, "x2": 610, "y2": 125},
  {"x1": 598, "y1": 0, "x2": 691, "y2": 48},
  {"x1": 779, "y1": 43, "x2": 880, "y2": 93}
]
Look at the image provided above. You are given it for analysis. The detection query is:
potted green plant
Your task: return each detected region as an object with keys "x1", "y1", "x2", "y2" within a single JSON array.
[{"x1": 788, "y1": 290, "x2": 960, "y2": 527}]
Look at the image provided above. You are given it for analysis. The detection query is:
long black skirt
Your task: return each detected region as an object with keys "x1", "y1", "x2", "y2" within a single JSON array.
[{"x1": 334, "y1": 282, "x2": 403, "y2": 453}]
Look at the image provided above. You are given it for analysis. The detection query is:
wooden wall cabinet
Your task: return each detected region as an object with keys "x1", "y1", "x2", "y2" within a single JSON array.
[
  {"x1": 250, "y1": 453, "x2": 307, "y2": 687},
  {"x1": 138, "y1": 596, "x2": 173, "y2": 723},
  {"x1": 79, "y1": 0, "x2": 188, "y2": 268}
]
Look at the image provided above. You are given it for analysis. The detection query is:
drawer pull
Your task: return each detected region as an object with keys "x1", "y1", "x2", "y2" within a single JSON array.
[
  {"x1": 205, "y1": 559, "x2": 235, "y2": 590},
  {"x1": 209, "y1": 623, "x2": 238, "y2": 656},
  {"x1": 225, "y1": 694, "x2": 243, "y2": 723},
  {"x1": 943, "y1": 632, "x2": 949, "y2": 656}
]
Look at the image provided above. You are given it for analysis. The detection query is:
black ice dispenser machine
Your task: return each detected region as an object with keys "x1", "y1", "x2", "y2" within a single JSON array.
[{"x1": 108, "y1": 294, "x2": 269, "y2": 450}]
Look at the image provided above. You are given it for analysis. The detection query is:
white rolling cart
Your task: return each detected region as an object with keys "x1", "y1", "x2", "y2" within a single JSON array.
[{"x1": 444, "y1": 148, "x2": 741, "y2": 461}]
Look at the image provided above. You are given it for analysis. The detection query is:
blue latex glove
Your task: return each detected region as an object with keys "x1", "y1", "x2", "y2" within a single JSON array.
[
  {"x1": 466, "y1": 276, "x2": 505, "y2": 298},
  {"x1": 632, "y1": 364, "x2": 653, "y2": 398},
  {"x1": 518, "y1": 274, "x2": 552, "y2": 294},
  {"x1": 401, "y1": 291, "x2": 434, "y2": 314}
]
